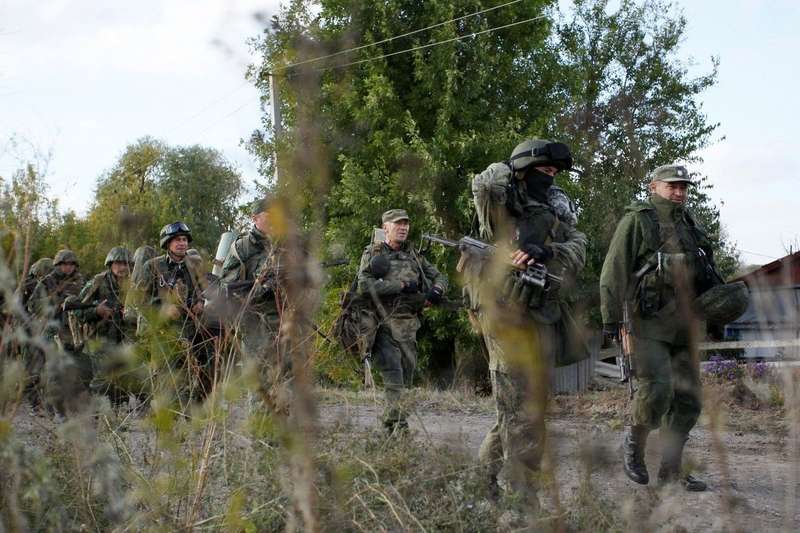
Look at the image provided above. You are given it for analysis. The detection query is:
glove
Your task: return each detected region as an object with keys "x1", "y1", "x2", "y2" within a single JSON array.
[
  {"x1": 401, "y1": 280, "x2": 419, "y2": 294},
  {"x1": 603, "y1": 323, "x2": 621, "y2": 342},
  {"x1": 426, "y1": 286, "x2": 444, "y2": 304},
  {"x1": 522, "y1": 243, "x2": 553, "y2": 262}
]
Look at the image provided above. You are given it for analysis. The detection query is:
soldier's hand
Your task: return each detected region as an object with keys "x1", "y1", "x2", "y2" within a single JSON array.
[
  {"x1": 426, "y1": 285, "x2": 444, "y2": 305},
  {"x1": 522, "y1": 243, "x2": 553, "y2": 262},
  {"x1": 401, "y1": 281, "x2": 419, "y2": 294},
  {"x1": 96, "y1": 300, "x2": 114, "y2": 320},
  {"x1": 603, "y1": 323, "x2": 621, "y2": 343},
  {"x1": 191, "y1": 300, "x2": 204, "y2": 316},
  {"x1": 161, "y1": 303, "x2": 182, "y2": 321},
  {"x1": 510, "y1": 249, "x2": 537, "y2": 267}
]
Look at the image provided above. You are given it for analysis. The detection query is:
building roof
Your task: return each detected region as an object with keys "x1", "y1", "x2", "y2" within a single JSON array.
[{"x1": 733, "y1": 251, "x2": 800, "y2": 287}]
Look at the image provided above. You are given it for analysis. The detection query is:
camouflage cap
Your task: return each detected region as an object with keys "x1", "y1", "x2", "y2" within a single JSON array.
[
  {"x1": 651, "y1": 164, "x2": 692, "y2": 183},
  {"x1": 381, "y1": 209, "x2": 410, "y2": 224}
]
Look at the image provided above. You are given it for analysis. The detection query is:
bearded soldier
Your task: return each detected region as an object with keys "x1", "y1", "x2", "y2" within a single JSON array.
[
  {"x1": 466, "y1": 139, "x2": 587, "y2": 509},
  {"x1": 600, "y1": 165, "x2": 727, "y2": 492},
  {"x1": 357, "y1": 209, "x2": 448, "y2": 434}
]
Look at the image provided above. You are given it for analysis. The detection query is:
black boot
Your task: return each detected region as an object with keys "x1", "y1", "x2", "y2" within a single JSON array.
[
  {"x1": 657, "y1": 432, "x2": 707, "y2": 492},
  {"x1": 623, "y1": 425, "x2": 650, "y2": 485},
  {"x1": 487, "y1": 473, "x2": 500, "y2": 503}
]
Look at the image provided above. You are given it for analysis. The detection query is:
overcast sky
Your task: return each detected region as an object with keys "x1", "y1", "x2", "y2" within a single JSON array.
[{"x1": 1, "y1": 0, "x2": 798, "y2": 265}]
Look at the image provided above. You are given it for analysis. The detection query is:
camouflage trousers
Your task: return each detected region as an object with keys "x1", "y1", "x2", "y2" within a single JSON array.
[
  {"x1": 372, "y1": 316, "x2": 420, "y2": 430},
  {"x1": 477, "y1": 310, "x2": 555, "y2": 501},
  {"x1": 632, "y1": 336, "x2": 702, "y2": 435},
  {"x1": 239, "y1": 312, "x2": 291, "y2": 413}
]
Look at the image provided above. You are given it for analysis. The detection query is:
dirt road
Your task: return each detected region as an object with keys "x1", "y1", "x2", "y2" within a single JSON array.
[{"x1": 320, "y1": 396, "x2": 799, "y2": 532}]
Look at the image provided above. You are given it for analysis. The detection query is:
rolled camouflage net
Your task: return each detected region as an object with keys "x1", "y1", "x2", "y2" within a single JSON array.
[{"x1": 694, "y1": 281, "x2": 749, "y2": 326}]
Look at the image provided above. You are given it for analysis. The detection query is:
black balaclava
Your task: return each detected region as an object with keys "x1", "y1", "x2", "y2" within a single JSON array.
[{"x1": 524, "y1": 167, "x2": 554, "y2": 203}]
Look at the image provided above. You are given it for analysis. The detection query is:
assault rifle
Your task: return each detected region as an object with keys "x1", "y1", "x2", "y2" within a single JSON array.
[
  {"x1": 421, "y1": 234, "x2": 562, "y2": 289},
  {"x1": 224, "y1": 257, "x2": 349, "y2": 296},
  {"x1": 617, "y1": 301, "x2": 635, "y2": 400},
  {"x1": 62, "y1": 299, "x2": 124, "y2": 317}
]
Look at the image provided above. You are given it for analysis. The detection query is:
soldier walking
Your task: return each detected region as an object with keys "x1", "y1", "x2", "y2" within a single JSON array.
[
  {"x1": 356, "y1": 209, "x2": 447, "y2": 434},
  {"x1": 465, "y1": 139, "x2": 587, "y2": 510},
  {"x1": 600, "y1": 164, "x2": 721, "y2": 491},
  {"x1": 219, "y1": 197, "x2": 285, "y2": 400},
  {"x1": 132, "y1": 222, "x2": 212, "y2": 399}
]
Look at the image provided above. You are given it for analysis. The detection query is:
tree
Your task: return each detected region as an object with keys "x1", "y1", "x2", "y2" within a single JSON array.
[
  {"x1": 79, "y1": 138, "x2": 244, "y2": 272},
  {"x1": 247, "y1": 0, "x2": 735, "y2": 382}
]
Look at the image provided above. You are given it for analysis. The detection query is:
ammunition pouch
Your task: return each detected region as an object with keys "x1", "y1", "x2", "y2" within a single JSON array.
[
  {"x1": 636, "y1": 270, "x2": 662, "y2": 318},
  {"x1": 500, "y1": 270, "x2": 548, "y2": 310}
]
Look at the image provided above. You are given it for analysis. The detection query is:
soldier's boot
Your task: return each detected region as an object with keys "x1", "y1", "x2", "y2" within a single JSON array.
[
  {"x1": 486, "y1": 473, "x2": 500, "y2": 503},
  {"x1": 623, "y1": 425, "x2": 650, "y2": 485},
  {"x1": 657, "y1": 433, "x2": 707, "y2": 492}
]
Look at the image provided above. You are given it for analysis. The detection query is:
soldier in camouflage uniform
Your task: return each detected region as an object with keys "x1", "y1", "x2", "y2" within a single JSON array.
[
  {"x1": 132, "y1": 222, "x2": 212, "y2": 397},
  {"x1": 21, "y1": 257, "x2": 53, "y2": 308},
  {"x1": 74, "y1": 246, "x2": 135, "y2": 401},
  {"x1": 27, "y1": 249, "x2": 87, "y2": 413},
  {"x1": 600, "y1": 165, "x2": 720, "y2": 492},
  {"x1": 219, "y1": 198, "x2": 284, "y2": 393},
  {"x1": 466, "y1": 140, "x2": 587, "y2": 508},
  {"x1": 357, "y1": 209, "x2": 448, "y2": 433}
]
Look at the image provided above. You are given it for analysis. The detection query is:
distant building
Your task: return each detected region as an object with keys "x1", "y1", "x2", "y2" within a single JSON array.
[{"x1": 725, "y1": 252, "x2": 800, "y2": 359}]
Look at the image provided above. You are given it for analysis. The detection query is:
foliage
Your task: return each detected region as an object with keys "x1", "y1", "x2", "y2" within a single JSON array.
[{"x1": 247, "y1": 0, "x2": 732, "y2": 374}]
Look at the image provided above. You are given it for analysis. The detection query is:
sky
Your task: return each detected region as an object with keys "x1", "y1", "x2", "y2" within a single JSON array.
[{"x1": 1, "y1": 0, "x2": 798, "y2": 266}]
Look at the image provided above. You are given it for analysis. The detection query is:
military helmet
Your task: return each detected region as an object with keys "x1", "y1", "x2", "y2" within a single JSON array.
[
  {"x1": 104, "y1": 246, "x2": 132, "y2": 267},
  {"x1": 29, "y1": 257, "x2": 53, "y2": 278},
  {"x1": 509, "y1": 139, "x2": 573, "y2": 172},
  {"x1": 53, "y1": 249, "x2": 79, "y2": 266},
  {"x1": 132, "y1": 245, "x2": 157, "y2": 267},
  {"x1": 159, "y1": 221, "x2": 192, "y2": 249},
  {"x1": 694, "y1": 282, "x2": 749, "y2": 326}
]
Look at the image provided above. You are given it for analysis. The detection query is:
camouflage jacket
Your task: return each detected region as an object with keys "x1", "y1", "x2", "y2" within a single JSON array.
[
  {"x1": 599, "y1": 195, "x2": 718, "y2": 343},
  {"x1": 220, "y1": 226, "x2": 281, "y2": 322},
  {"x1": 471, "y1": 165, "x2": 587, "y2": 322},
  {"x1": 75, "y1": 270, "x2": 132, "y2": 343},
  {"x1": 357, "y1": 241, "x2": 447, "y2": 317},
  {"x1": 131, "y1": 254, "x2": 206, "y2": 322},
  {"x1": 28, "y1": 269, "x2": 85, "y2": 345}
]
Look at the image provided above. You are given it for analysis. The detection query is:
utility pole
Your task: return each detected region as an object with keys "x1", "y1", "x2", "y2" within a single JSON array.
[{"x1": 269, "y1": 73, "x2": 282, "y2": 183}]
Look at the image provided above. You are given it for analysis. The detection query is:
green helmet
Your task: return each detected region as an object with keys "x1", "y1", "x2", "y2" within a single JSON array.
[
  {"x1": 132, "y1": 245, "x2": 157, "y2": 267},
  {"x1": 29, "y1": 257, "x2": 53, "y2": 278},
  {"x1": 104, "y1": 246, "x2": 132, "y2": 267},
  {"x1": 509, "y1": 139, "x2": 573, "y2": 172},
  {"x1": 53, "y1": 249, "x2": 79, "y2": 266},
  {"x1": 694, "y1": 282, "x2": 749, "y2": 326},
  {"x1": 159, "y1": 221, "x2": 192, "y2": 249}
]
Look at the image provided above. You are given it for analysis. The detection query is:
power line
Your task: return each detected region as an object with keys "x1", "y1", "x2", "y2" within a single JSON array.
[
  {"x1": 166, "y1": 80, "x2": 251, "y2": 135},
  {"x1": 739, "y1": 249, "x2": 780, "y2": 260},
  {"x1": 321, "y1": 14, "x2": 547, "y2": 71},
  {"x1": 277, "y1": 0, "x2": 525, "y2": 71}
]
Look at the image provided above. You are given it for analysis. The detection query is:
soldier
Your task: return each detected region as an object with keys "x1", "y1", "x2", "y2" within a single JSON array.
[
  {"x1": 466, "y1": 139, "x2": 587, "y2": 509},
  {"x1": 600, "y1": 164, "x2": 721, "y2": 492},
  {"x1": 130, "y1": 245, "x2": 157, "y2": 286},
  {"x1": 27, "y1": 249, "x2": 87, "y2": 413},
  {"x1": 21, "y1": 257, "x2": 53, "y2": 308},
  {"x1": 357, "y1": 209, "x2": 448, "y2": 434},
  {"x1": 133, "y1": 222, "x2": 211, "y2": 397},
  {"x1": 219, "y1": 198, "x2": 283, "y2": 390},
  {"x1": 74, "y1": 247, "x2": 135, "y2": 401}
]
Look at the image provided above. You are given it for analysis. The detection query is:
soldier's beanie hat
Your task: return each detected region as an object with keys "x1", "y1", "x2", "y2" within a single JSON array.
[
  {"x1": 381, "y1": 209, "x2": 410, "y2": 224},
  {"x1": 650, "y1": 164, "x2": 692, "y2": 183},
  {"x1": 250, "y1": 196, "x2": 274, "y2": 216}
]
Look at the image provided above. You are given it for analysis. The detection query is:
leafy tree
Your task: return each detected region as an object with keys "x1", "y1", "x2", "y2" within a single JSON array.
[
  {"x1": 245, "y1": 0, "x2": 734, "y2": 383},
  {"x1": 79, "y1": 138, "x2": 244, "y2": 272}
]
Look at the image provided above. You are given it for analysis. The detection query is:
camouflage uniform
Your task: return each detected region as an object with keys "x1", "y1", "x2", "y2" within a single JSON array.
[
  {"x1": 21, "y1": 258, "x2": 53, "y2": 308},
  {"x1": 600, "y1": 165, "x2": 720, "y2": 490},
  {"x1": 74, "y1": 248, "x2": 135, "y2": 399},
  {"x1": 468, "y1": 141, "x2": 586, "y2": 505},
  {"x1": 27, "y1": 250, "x2": 87, "y2": 413},
  {"x1": 133, "y1": 240, "x2": 212, "y2": 397},
  {"x1": 357, "y1": 212, "x2": 447, "y2": 431},
  {"x1": 220, "y1": 225, "x2": 282, "y2": 369}
]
